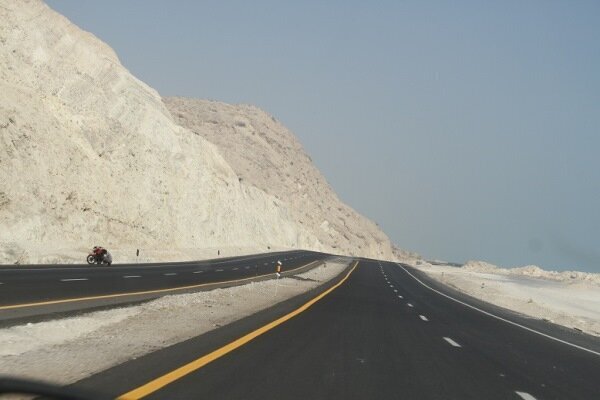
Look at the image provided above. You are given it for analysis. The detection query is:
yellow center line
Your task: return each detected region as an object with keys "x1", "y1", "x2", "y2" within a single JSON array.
[
  {"x1": 117, "y1": 260, "x2": 360, "y2": 400},
  {"x1": 0, "y1": 261, "x2": 321, "y2": 311}
]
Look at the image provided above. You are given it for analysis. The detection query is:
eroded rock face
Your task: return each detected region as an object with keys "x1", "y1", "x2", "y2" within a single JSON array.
[
  {"x1": 0, "y1": 0, "x2": 316, "y2": 263},
  {"x1": 0, "y1": 0, "x2": 403, "y2": 263},
  {"x1": 165, "y1": 98, "x2": 400, "y2": 260}
]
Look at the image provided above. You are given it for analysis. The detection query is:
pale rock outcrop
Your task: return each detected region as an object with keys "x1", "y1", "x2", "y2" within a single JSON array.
[
  {"x1": 0, "y1": 0, "x2": 316, "y2": 263},
  {"x1": 0, "y1": 0, "x2": 404, "y2": 263},
  {"x1": 165, "y1": 98, "x2": 402, "y2": 260}
]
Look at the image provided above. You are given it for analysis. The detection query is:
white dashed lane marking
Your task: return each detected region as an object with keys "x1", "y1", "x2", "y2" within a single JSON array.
[
  {"x1": 443, "y1": 337, "x2": 462, "y2": 347},
  {"x1": 193, "y1": 271, "x2": 204, "y2": 274},
  {"x1": 397, "y1": 295, "x2": 403, "y2": 299},
  {"x1": 397, "y1": 263, "x2": 600, "y2": 357},
  {"x1": 232, "y1": 268, "x2": 238, "y2": 271},
  {"x1": 407, "y1": 303, "x2": 414, "y2": 308},
  {"x1": 245, "y1": 266, "x2": 250, "y2": 269},
  {"x1": 216, "y1": 269, "x2": 224, "y2": 272},
  {"x1": 515, "y1": 392, "x2": 537, "y2": 400},
  {"x1": 60, "y1": 278, "x2": 88, "y2": 282},
  {"x1": 393, "y1": 289, "x2": 398, "y2": 293},
  {"x1": 419, "y1": 315, "x2": 429, "y2": 321},
  {"x1": 123, "y1": 275, "x2": 141, "y2": 279},
  {"x1": 163, "y1": 273, "x2": 177, "y2": 276}
]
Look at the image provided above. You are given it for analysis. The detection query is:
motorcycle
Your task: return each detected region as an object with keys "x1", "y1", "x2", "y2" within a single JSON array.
[{"x1": 86, "y1": 249, "x2": 112, "y2": 265}]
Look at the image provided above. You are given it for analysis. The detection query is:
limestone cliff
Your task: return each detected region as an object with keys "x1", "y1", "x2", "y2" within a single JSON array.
[
  {"x1": 0, "y1": 0, "x2": 404, "y2": 263},
  {"x1": 165, "y1": 98, "x2": 401, "y2": 260}
]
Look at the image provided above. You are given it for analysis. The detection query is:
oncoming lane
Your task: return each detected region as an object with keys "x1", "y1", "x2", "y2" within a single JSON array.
[{"x1": 0, "y1": 251, "x2": 325, "y2": 323}]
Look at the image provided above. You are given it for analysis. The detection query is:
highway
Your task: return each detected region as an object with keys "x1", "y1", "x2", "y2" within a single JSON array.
[
  {"x1": 0, "y1": 250, "x2": 326, "y2": 325},
  {"x1": 65, "y1": 260, "x2": 600, "y2": 399}
]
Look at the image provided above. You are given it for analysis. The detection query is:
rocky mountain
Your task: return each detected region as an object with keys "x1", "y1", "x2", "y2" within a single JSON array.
[
  {"x1": 0, "y1": 0, "x2": 404, "y2": 263},
  {"x1": 165, "y1": 98, "x2": 403, "y2": 260}
]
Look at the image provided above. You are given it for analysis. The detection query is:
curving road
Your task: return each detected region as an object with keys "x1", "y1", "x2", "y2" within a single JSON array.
[
  {"x1": 67, "y1": 260, "x2": 600, "y2": 399},
  {"x1": 0, "y1": 250, "x2": 326, "y2": 325}
]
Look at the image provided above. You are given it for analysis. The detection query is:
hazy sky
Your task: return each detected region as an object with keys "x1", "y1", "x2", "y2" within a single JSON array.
[{"x1": 46, "y1": 1, "x2": 600, "y2": 272}]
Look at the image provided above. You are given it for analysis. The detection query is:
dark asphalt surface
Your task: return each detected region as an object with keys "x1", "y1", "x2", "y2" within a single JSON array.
[
  {"x1": 0, "y1": 250, "x2": 326, "y2": 324},
  {"x1": 71, "y1": 260, "x2": 600, "y2": 399}
]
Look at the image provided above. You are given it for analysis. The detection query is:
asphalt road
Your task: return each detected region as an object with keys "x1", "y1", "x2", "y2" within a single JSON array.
[
  {"x1": 71, "y1": 260, "x2": 600, "y2": 400},
  {"x1": 0, "y1": 250, "x2": 326, "y2": 324}
]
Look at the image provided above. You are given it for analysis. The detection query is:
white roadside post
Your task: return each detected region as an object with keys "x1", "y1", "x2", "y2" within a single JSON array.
[{"x1": 276, "y1": 260, "x2": 282, "y2": 279}]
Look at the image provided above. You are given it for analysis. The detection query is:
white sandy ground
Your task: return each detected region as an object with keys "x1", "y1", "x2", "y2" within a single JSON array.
[
  {"x1": 404, "y1": 259, "x2": 600, "y2": 337},
  {"x1": 0, "y1": 258, "x2": 350, "y2": 386}
]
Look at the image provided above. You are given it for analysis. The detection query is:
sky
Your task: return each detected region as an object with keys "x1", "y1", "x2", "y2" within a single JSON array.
[{"x1": 46, "y1": 1, "x2": 600, "y2": 272}]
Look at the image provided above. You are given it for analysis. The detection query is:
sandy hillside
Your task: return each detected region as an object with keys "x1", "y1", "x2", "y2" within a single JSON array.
[
  {"x1": 0, "y1": 0, "x2": 404, "y2": 263},
  {"x1": 165, "y1": 98, "x2": 407, "y2": 260},
  {"x1": 0, "y1": 0, "x2": 311, "y2": 263}
]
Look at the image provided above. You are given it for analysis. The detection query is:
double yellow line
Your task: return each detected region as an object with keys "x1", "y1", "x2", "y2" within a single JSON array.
[
  {"x1": 0, "y1": 261, "x2": 320, "y2": 311},
  {"x1": 118, "y1": 260, "x2": 360, "y2": 400}
]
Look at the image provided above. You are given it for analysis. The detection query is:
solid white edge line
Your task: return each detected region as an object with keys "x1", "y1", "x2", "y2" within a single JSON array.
[
  {"x1": 443, "y1": 337, "x2": 462, "y2": 347},
  {"x1": 419, "y1": 315, "x2": 429, "y2": 321},
  {"x1": 397, "y1": 263, "x2": 600, "y2": 357},
  {"x1": 60, "y1": 278, "x2": 88, "y2": 282},
  {"x1": 515, "y1": 391, "x2": 537, "y2": 400}
]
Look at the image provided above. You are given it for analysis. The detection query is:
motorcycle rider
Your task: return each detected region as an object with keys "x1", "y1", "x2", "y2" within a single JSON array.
[
  {"x1": 92, "y1": 246, "x2": 112, "y2": 265},
  {"x1": 102, "y1": 248, "x2": 112, "y2": 265}
]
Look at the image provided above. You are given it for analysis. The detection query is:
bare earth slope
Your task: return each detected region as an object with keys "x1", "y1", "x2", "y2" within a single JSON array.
[
  {"x1": 165, "y1": 98, "x2": 401, "y2": 260},
  {"x1": 0, "y1": 0, "x2": 315, "y2": 263},
  {"x1": 0, "y1": 0, "x2": 402, "y2": 263}
]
